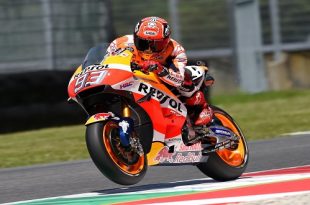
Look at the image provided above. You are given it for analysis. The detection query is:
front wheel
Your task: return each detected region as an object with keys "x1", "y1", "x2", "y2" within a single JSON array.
[
  {"x1": 197, "y1": 106, "x2": 249, "y2": 181},
  {"x1": 86, "y1": 121, "x2": 147, "y2": 185}
]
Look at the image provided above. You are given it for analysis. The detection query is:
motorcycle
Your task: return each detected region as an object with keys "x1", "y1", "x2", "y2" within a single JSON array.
[{"x1": 67, "y1": 48, "x2": 249, "y2": 185}]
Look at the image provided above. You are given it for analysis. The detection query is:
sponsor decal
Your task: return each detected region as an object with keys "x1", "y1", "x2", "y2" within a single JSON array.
[
  {"x1": 215, "y1": 129, "x2": 231, "y2": 136},
  {"x1": 173, "y1": 152, "x2": 201, "y2": 163},
  {"x1": 74, "y1": 64, "x2": 109, "y2": 79},
  {"x1": 178, "y1": 143, "x2": 202, "y2": 152},
  {"x1": 166, "y1": 137, "x2": 182, "y2": 143},
  {"x1": 144, "y1": 31, "x2": 157, "y2": 36},
  {"x1": 174, "y1": 45, "x2": 185, "y2": 56},
  {"x1": 86, "y1": 112, "x2": 120, "y2": 125},
  {"x1": 138, "y1": 82, "x2": 185, "y2": 114},
  {"x1": 199, "y1": 109, "x2": 211, "y2": 121},
  {"x1": 148, "y1": 22, "x2": 157, "y2": 28},
  {"x1": 119, "y1": 120, "x2": 130, "y2": 134},
  {"x1": 120, "y1": 81, "x2": 134, "y2": 89},
  {"x1": 93, "y1": 113, "x2": 112, "y2": 121},
  {"x1": 166, "y1": 74, "x2": 183, "y2": 84},
  {"x1": 214, "y1": 139, "x2": 235, "y2": 149},
  {"x1": 125, "y1": 46, "x2": 134, "y2": 51},
  {"x1": 155, "y1": 147, "x2": 173, "y2": 162},
  {"x1": 113, "y1": 47, "x2": 133, "y2": 56},
  {"x1": 211, "y1": 127, "x2": 232, "y2": 137},
  {"x1": 177, "y1": 57, "x2": 187, "y2": 63},
  {"x1": 154, "y1": 147, "x2": 202, "y2": 163},
  {"x1": 194, "y1": 92, "x2": 203, "y2": 105},
  {"x1": 144, "y1": 21, "x2": 160, "y2": 36}
]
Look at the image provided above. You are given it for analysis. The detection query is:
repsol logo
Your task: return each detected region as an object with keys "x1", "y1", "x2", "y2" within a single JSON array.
[
  {"x1": 138, "y1": 83, "x2": 184, "y2": 114},
  {"x1": 74, "y1": 64, "x2": 108, "y2": 79}
]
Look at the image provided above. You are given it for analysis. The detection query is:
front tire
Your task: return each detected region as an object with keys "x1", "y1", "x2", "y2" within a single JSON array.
[
  {"x1": 86, "y1": 121, "x2": 147, "y2": 185},
  {"x1": 197, "y1": 106, "x2": 249, "y2": 181}
]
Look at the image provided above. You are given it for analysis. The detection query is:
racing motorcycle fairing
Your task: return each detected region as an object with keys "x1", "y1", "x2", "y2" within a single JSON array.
[
  {"x1": 67, "y1": 50, "x2": 202, "y2": 159},
  {"x1": 68, "y1": 65, "x2": 133, "y2": 99}
]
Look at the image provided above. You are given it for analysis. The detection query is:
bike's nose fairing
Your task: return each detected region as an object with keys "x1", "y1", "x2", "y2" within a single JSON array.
[
  {"x1": 68, "y1": 64, "x2": 134, "y2": 98},
  {"x1": 68, "y1": 49, "x2": 135, "y2": 98}
]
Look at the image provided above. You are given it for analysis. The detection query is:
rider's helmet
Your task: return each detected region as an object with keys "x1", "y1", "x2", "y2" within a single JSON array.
[{"x1": 134, "y1": 16, "x2": 171, "y2": 54}]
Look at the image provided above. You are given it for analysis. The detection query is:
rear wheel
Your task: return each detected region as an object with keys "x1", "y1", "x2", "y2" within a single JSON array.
[
  {"x1": 197, "y1": 106, "x2": 249, "y2": 181},
  {"x1": 86, "y1": 121, "x2": 147, "y2": 185}
]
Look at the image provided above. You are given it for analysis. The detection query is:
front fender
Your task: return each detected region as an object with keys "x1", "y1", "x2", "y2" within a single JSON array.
[{"x1": 85, "y1": 112, "x2": 118, "y2": 126}]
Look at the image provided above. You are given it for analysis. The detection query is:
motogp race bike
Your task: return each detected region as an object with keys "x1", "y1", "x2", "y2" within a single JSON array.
[{"x1": 67, "y1": 48, "x2": 249, "y2": 185}]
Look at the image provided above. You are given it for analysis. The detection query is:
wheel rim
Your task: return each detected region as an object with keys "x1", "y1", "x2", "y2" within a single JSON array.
[
  {"x1": 214, "y1": 112, "x2": 247, "y2": 167},
  {"x1": 102, "y1": 121, "x2": 145, "y2": 175}
]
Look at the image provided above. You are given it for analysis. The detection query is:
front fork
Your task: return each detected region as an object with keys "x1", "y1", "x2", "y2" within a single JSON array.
[
  {"x1": 85, "y1": 103, "x2": 144, "y2": 156},
  {"x1": 120, "y1": 103, "x2": 144, "y2": 156}
]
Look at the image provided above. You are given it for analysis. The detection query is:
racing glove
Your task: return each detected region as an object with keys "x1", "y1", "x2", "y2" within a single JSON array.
[{"x1": 140, "y1": 61, "x2": 168, "y2": 76}]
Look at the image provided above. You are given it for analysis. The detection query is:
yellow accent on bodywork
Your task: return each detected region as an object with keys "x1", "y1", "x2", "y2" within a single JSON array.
[
  {"x1": 100, "y1": 50, "x2": 162, "y2": 84},
  {"x1": 73, "y1": 65, "x2": 83, "y2": 76},
  {"x1": 101, "y1": 50, "x2": 133, "y2": 66},
  {"x1": 85, "y1": 114, "x2": 109, "y2": 126},
  {"x1": 68, "y1": 65, "x2": 83, "y2": 83},
  {"x1": 147, "y1": 142, "x2": 165, "y2": 166},
  {"x1": 133, "y1": 70, "x2": 161, "y2": 84}
]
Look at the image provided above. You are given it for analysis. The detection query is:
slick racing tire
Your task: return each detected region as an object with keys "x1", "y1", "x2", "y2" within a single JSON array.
[
  {"x1": 86, "y1": 121, "x2": 147, "y2": 185},
  {"x1": 197, "y1": 106, "x2": 249, "y2": 181}
]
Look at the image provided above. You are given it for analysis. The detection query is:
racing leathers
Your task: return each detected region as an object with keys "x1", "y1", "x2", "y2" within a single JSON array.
[
  {"x1": 106, "y1": 35, "x2": 186, "y2": 88},
  {"x1": 106, "y1": 34, "x2": 213, "y2": 129}
]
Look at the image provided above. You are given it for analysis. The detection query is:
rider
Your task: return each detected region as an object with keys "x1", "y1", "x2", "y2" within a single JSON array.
[{"x1": 106, "y1": 16, "x2": 213, "y2": 139}]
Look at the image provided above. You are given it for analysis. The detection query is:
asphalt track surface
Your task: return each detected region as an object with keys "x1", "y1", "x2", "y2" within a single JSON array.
[{"x1": 0, "y1": 134, "x2": 309, "y2": 204}]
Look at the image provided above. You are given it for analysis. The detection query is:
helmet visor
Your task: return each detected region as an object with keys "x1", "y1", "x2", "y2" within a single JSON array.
[{"x1": 134, "y1": 36, "x2": 169, "y2": 53}]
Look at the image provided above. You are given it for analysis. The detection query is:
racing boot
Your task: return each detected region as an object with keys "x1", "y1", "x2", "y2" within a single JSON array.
[
  {"x1": 194, "y1": 105, "x2": 213, "y2": 126},
  {"x1": 185, "y1": 91, "x2": 213, "y2": 142}
]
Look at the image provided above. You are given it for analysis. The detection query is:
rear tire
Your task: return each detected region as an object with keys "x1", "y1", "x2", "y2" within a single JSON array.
[
  {"x1": 197, "y1": 106, "x2": 249, "y2": 181},
  {"x1": 86, "y1": 121, "x2": 147, "y2": 185}
]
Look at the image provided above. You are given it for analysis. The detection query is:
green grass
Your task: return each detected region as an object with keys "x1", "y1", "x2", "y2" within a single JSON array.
[
  {"x1": 212, "y1": 89, "x2": 310, "y2": 139},
  {"x1": 0, "y1": 89, "x2": 310, "y2": 168},
  {"x1": 0, "y1": 126, "x2": 88, "y2": 168}
]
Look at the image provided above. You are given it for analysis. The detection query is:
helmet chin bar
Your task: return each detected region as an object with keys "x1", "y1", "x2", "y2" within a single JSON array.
[
  {"x1": 139, "y1": 52, "x2": 153, "y2": 61},
  {"x1": 143, "y1": 49, "x2": 153, "y2": 54}
]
